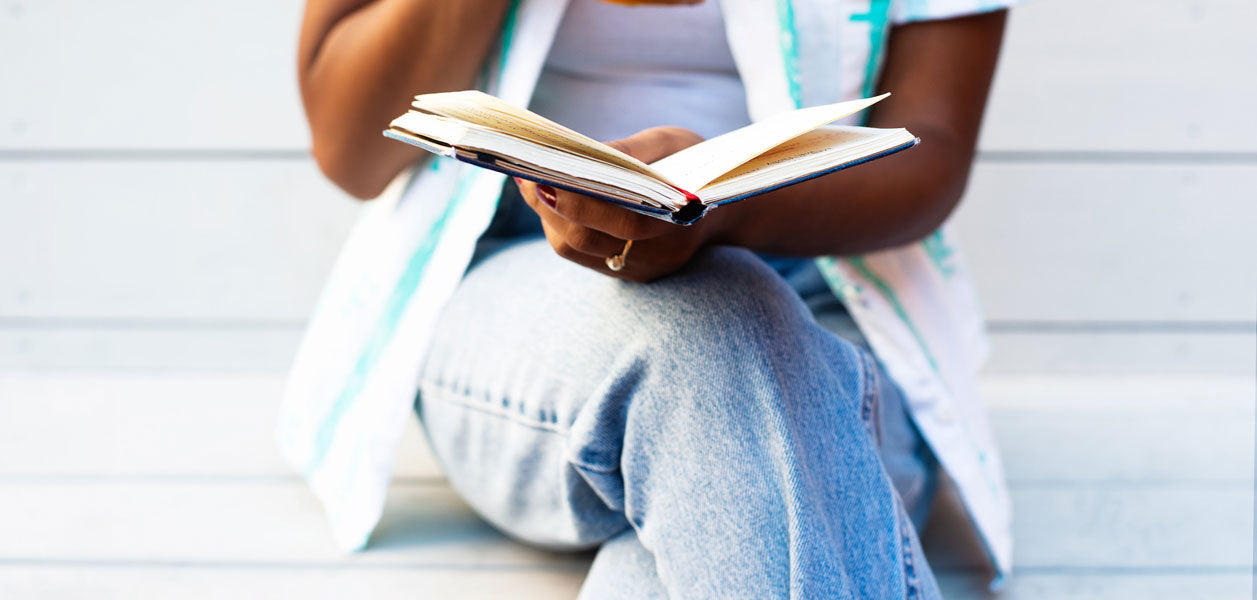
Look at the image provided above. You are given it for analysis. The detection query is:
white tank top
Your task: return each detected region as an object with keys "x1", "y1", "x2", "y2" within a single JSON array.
[{"x1": 528, "y1": 0, "x2": 752, "y2": 144}]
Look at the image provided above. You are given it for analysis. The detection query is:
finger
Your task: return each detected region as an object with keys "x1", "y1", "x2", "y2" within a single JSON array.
[
  {"x1": 520, "y1": 175, "x2": 675, "y2": 242},
  {"x1": 538, "y1": 217, "x2": 622, "y2": 274},
  {"x1": 554, "y1": 219, "x2": 630, "y2": 260},
  {"x1": 516, "y1": 177, "x2": 565, "y2": 222},
  {"x1": 514, "y1": 177, "x2": 538, "y2": 210},
  {"x1": 539, "y1": 212, "x2": 685, "y2": 283},
  {"x1": 548, "y1": 186, "x2": 676, "y2": 241},
  {"x1": 527, "y1": 193, "x2": 630, "y2": 259},
  {"x1": 538, "y1": 214, "x2": 664, "y2": 282},
  {"x1": 605, "y1": 127, "x2": 704, "y2": 163},
  {"x1": 519, "y1": 178, "x2": 640, "y2": 256},
  {"x1": 564, "y1": 223, "x2": 630, "y2": 258}
]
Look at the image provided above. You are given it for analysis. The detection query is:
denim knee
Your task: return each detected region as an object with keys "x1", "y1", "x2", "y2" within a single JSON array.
[
  {"x1": 611, "y1": 247, "x2": 824, "y2": 353},
  {"x1": 564, "y1": 246, "x2": 872, "y2": 481}
]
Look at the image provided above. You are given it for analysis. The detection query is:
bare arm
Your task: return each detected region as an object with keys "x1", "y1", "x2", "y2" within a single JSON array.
[
  {"x1": 722, "y1": 10, "x2": 1008, "y2": 255},
  {"x1": 298, "y1": 0, "x2": 512, "y2": 199}
]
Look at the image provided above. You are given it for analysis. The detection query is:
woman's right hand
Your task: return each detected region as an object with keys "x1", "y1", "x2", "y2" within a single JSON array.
[{"x1": 513, "y1": 127, "x2": 736, "y2": 284}]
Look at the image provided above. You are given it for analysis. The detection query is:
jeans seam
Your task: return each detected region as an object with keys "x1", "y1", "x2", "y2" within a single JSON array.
[
  {"x1": 562, "y1": 389, "x2": 620, "y2": 475},
  {"x1": 566, "y1": 455, "x2": 620, "y2": 474},
  {"x1": 419, "y1": 381, "x2": 565, "y2": 434},
  {"x1": 858, "y1": 352, "x2": 882, "y2": 447},
  {"x1": 901, "y1": 508, "x2": 922, "y2": 599}
]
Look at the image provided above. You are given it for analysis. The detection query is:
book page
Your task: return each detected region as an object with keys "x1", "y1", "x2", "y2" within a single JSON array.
[
  {"x1": 388, "y1": 112, "x2": 690, "y2": 210},
  {"x1": 412, "y1": 91, "x2": 677, "y2": 185},
  {"x1": 650, "y1": 94, "x2": 890, "y2": 192},
  {"x1": 704, "y1": 126, "x2": 890, "y2": 186}
]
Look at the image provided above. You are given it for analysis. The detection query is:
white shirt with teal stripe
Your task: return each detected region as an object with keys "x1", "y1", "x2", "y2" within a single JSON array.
[{"x1": 277, "y1": 0, "x2": 1020, "y2": 586}]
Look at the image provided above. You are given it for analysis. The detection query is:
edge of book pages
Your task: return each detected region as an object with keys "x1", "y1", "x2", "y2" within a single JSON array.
[{"x1": 385, "y1": 127, "x2": 919, "y2": 225}]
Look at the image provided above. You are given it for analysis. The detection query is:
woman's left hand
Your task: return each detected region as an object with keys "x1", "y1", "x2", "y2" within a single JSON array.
[{"x1": 515, "y1": 126, "x2": 735, "y2": 283}]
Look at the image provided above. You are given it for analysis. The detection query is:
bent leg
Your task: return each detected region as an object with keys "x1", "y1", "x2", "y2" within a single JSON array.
[{"x1": 417, "y1": 240, "x2": 939, "y2": 598}]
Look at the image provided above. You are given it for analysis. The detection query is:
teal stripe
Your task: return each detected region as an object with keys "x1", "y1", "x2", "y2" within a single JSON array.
[
  {"x1": 814, "y1": 256, "x2": 859, "y2": 296},
  {"x1": 306, "y1": 165, "x2": 477, "y2": 474},
  {"x1": 496, "y1": 0, "x2": 521, "y2": 84},
  {"x1": 305, "y1": 0, "x2": 522, "y2": 475},
  {"x1": 921, "y1": 230, "x2": 957, "y2": 277},
  {"x1": 848, "y1": 257, "x2": 941, "y2": 375},
  {"x1": 849, "y1": 0, "x2": 892, "y2": 99},
  {"x1": 775, "y1": 0, "x2": 803, "y2": 108},
  {"x1": 815, "y1": 0, "x2": 895, "y2": 312}
]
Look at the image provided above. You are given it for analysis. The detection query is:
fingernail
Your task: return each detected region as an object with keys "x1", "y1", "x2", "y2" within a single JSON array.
[
  {"x1": 537, "y1": 185, "x2": 557, "y2": 208},
  {"x1": 512, "y1": 177, "x2": 522, "y2": 186}
]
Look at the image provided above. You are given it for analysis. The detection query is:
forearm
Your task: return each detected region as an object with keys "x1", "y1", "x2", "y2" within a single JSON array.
[
  {"x1": 718, "y1": 121, "x2": 973, "y2": 256},
  {"x1": 299, "y1": 0, "x2": 512, "y2": 198},
  {"x1": 716, "y1": 10, "x2": 1006, "y2": 257}
]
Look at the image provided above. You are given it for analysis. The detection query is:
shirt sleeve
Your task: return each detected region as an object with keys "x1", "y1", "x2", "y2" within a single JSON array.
[{"x1": 890, "y1": 0, "x2": 1020, "y2": 25}]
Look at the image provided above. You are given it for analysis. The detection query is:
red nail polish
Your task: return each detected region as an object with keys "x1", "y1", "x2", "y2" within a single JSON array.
[{"x1": 537, "y1": 184, "x2": 557, "y2": 209}]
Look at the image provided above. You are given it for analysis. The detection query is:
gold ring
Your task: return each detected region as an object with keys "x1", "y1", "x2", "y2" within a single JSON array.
[{"x1": 605, "y1": 240, "x2": 633, "y2": 272}]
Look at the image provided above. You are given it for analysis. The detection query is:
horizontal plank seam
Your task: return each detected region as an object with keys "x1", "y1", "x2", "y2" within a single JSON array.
[
  {"x1": 937, "y1": 565, "x2": 1255, "y2": 576},
  {"x1": 978, "y1": 150, "x2": 1257, "y2": 164},
  {"x1": 3, "y1": 318, "x2": 1254, "y2": 333},
  {"x1": 0, "y1": 150, "x2": 1255, "y2": 164},
  {"x1": 0, "y1": 558, "x2": 592, "y2": 572},
  {"x1": 0, "y1": 318, "x2": 309, "y2": 330},
  {"x1": 0, "y1": 560, "x2": 1247, "y2": 576},
  {"x1": 1003, "y1": 478, "x2": 1255, "y2": 490},
  {"x1": 0, "y1": 474, "x2": 447, "y2": 485},
  {"x1": 989, "y1": 321, "x2": 1257, "y2": 334},
  {"x1": 0, "y1": 475, "x2": 1251, "y2": 491},
  {"x1": 0, "y1": 149, "x2": 311, "y2": 161}
]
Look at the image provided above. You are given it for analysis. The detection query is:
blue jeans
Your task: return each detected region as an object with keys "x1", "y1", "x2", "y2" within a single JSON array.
[{"x1": 416, "y1": 238, "x2": 941, "y2": 599}]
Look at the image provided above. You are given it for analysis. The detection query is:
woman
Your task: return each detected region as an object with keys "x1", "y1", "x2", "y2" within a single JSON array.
[{"x1": 284, "y1": 0, "x2": 1014, "y2": 597}]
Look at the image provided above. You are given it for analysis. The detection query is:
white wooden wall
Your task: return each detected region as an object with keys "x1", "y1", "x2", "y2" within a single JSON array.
[{"x1": 2, "y1": 0, "x2": 1254, "y2": 374}]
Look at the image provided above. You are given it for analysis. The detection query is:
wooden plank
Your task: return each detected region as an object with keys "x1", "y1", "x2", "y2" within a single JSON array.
[
  {"x1": 0, "y1": 160, "x2": 359, "y2": 321},
  {"x1": 0, "y1": 566, "x2": 589, "y2": 600},
  {"x1": 0, "y1": 1, "x2": 309, "y2": 150},
  {"x1": 0, "y1": 327, "x2": 304, "y2": 372},
  {"x1": 5, "y1": 328, "x2": 1250, "y2": 375},
  {"x1": 982, "y1": 375, "x2": 1257, "y2": 410},
  {"x1": 0, "y1": 372, "x2": 443, "y2": 479},
  {"x1": 984, "y1": 331, "x2": 1256, "y2": 375},
  {"x1": 0, "y1": 481, "x2": 590, "y2": 567},
  {"x1": 921, "y1": 483, "x2": 1253, "y2": 570},
  {"x1": 2, "y1": 371, "x2": 1252, "y2": 597},
  {"x1": 981, "y1": 0, "x2": 1257, "y2": 152},
  {"x1": 2, "y1": 568, "x2": 1248, "y2": 600},
  {"x1": 3, "y1": 160, "x2": 1252, "y2": 324},
  {"x1": 937, "y1": 573, "x2": 1253, "y2": 600},
  {"x1": 0, "y1": 481, "x2": 1247, "y2": 569},
  {"x1": 1008, "y1": 487, "x2": 1252, "y2": 569},
  {"x1": 954, "y1": 162, "x2": 1257, "y2": 322},
  {"x1": 984, "y1": 376, "x2": 1255, "y2": 483},
  {"x1": 3, "y1": 372, "x2": 1250, "y2": 483},
  {"x1": 2, "y1": 371, "x2": 1253, "y2": 571},
  {"x1": 1, "y1": 1, "x2": 1253, "y2": 152}
]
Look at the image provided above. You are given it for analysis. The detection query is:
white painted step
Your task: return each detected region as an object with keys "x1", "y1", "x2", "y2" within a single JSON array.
[{"x1": 0, "y1": 371, "x2": 1251, "y2": 599}]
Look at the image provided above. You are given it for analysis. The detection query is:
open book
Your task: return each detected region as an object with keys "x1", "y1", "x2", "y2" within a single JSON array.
[{"x1": 385, "y1": 91, "x2": 918, "y2": 224}]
